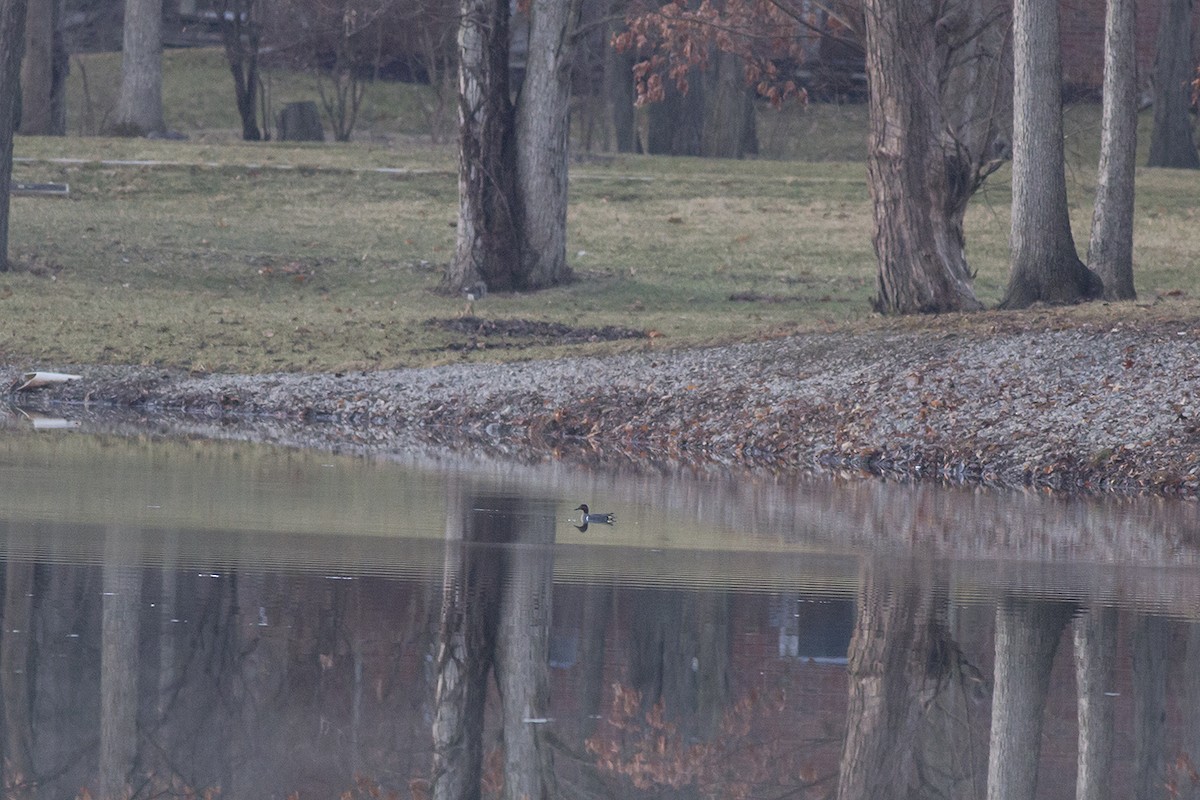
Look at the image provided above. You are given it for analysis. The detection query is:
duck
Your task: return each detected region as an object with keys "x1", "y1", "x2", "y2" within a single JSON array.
[{"x1": 574, "y1": 504, "x2": 615, "y2": 531}]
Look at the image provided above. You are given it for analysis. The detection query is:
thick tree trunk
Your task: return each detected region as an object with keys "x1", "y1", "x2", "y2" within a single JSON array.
[
  {"x1": 514, "y1": 0, "x2": 581, "y2": 289},
  {"x1": 604, "y1": 22, "x2": 637, "y2": 154},
  {"x1": 444, "y1": 0, "x2": 518, "y2": 294},
  {"x1": 1074, "y1": 607, "x2": 1117, "y2": 800},
  {"x1": 985, "y1": 598, "x2": 1073, "y2": 800},
  {"x1": 0, "y1": 0, "x2": 28, "y2": 274},
  {"x1": 864, "y1": 0, "x2": 984, "y2": 314},
  {"x1": 1000, "y1": 0, "x2": 1103, "y2": 308},
  {"x1": 1088, "y1": 0, "x2": 1138, "y2": 300},
  {"x1": 112, "y1": 0, "x2": 165, "y2": 136},
  {"x1": 646, "y1": 79, "x2": 704, "y2": 156},
  {"x1": 1146, "y1": 0, "x2": 1199, "y2": 169},
  {"x1": 18, "y1": 0, "x2": 64, "y2": 135},
  {"x1": 702, "y1": 51, "x2": 757, "y2": 159}
]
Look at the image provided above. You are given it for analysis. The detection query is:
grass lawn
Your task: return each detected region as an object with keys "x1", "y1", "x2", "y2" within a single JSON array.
[{"x1": 3, "y1": 49, "x2": 1198, "y2": 374}]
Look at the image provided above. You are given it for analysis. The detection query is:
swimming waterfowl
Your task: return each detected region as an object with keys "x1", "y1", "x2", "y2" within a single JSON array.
[{"x1": 574, "y1": 504, "x2": 615, "y2": 530}]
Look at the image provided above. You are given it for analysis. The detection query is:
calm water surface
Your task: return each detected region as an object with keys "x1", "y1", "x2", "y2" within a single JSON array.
[{"x1": 2, "y1": 419, "x2": 1200, "y2": 800}]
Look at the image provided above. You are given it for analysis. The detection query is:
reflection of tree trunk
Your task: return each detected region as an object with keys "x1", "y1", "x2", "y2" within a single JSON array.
[
  {"x1": 1133, "y1": 615, "x2": 1167, "y2": 800},
  {"x1": 431, "y1": 487, "x2": 558, "y2": 800},
  {"x1": 432, "y1": 483, "x2": 500, "y2": 800},
  {"x1": 576, "y1": 585, "x2": 611, "y2": 740},
  {"x1": 628, "y1": 589, "x2": 730, "y2": 739},
  {"x1": 157, "y1": 534, "x2": 179, "y2": 720},
  {"x1": 495, "y1": 499, "x2": 557, "y2": 800},
  {"x1": 986, "y1": 598, "x2": 1073, "y2": 800},
  {"x1": 836, "y1": 562, "x2": 934, "y2": 800},
  {"x1": 2, "y1": 560, "x2": 37, "y2": 797},
  {"x1": 1074, "y1": 607, "x2": 1116, "y2": 800},
  {"x1": 1183, "y1": 624, "x2": 1200, "y2": 800},
  {"x1": 99, "y1": 534, "x2": 142, "y2": 800}
]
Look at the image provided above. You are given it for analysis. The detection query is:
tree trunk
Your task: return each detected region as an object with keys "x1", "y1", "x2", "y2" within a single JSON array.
[
  {"x1": 18, "y1": 0, "x2": 64, "y2": 135},
  {"x1": 1088, "y1": 0, "x2": 1139, "y2": 300},
  {"x1": 495, "y1": 499, "x2": 557, "y2": 800},
  {"x1": 1146, "y1": 0, "x2": 1199, "y2": 169},
  {"x1": 702, "y1": 51, "x2": 757, "y2": 159},
  {"x1": 219, "y1": 0, "x2": 262, "y2": 142},
  {"x1": 112, "y1": 0, "x2": 165, "y2": 136},
  {"x1": 1074, "y1": 606, "x2": 1117, "y2": 800},
  {"x1": 1132, "y1": 615, "x2": 1167, "y2": 800},
  {"x1": 646, "y1": 78, "x2": 704, "y2": 156},
  {"x1": 604, "y1": 20, "x2": 637, "y2": 154},
  {"x1": 0, "y1": 0, "x2": 28, "y2": 274},
  {"x1": 514, "y1": 0, "x2": 581, "y2": 288},
  {"x1": 985, "y1": 598, "x2": 1073, "y2": 800},
  {"x1": 864, "y1": 0, "x2": 984, "y2": 314},
  {"x1": 444, "y1": 0, "x2": 518, "y2": 294},
  {"x1": 1000, "y1": 0, "x2": 1103, "y2": 308}
]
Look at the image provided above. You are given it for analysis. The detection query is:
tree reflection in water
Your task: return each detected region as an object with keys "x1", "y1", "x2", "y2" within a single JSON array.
[
  {"x1": 0, "y1": 505, "x2": 1198, "y2": 799},
  {"x1": 431, "y1": 483, "x2": 557, "y2": 800}
]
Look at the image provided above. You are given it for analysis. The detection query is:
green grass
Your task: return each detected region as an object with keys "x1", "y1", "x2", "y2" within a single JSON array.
[{"x1": 4, "y1": 48, "x2": 1198, "y2": 374}]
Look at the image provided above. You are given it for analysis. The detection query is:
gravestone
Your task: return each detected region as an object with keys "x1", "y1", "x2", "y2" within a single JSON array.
[{"x1": 277, "y1": 101, "x2": 325, "y2": 142}]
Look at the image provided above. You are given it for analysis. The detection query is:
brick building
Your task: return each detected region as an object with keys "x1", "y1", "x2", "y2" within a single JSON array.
[{"x1": 1060, "y1": 0, "x2": 1200, "y2": 98}]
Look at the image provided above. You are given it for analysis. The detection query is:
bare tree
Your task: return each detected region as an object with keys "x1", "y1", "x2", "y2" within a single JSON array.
[
  {"x1": 1088, "y1": 0, "x2": 1139, "y2": 300},
  {"x1": 863, "y1": 0, "x2": 999, "y2": 314},
  {"x1": 444, "y1": 0, "x2": 581, "y2": 294},
  {"x1": 218, "y1": 0, "x2": 264, "y2": 141},
  {"x1": 1000, "y1": 0, "x2": 1103, "y2": 308},
  {"x1": 19, "y1": 0, "x2": 66, "y2": 135},
  {"x1": 111, "y1": 0, "x2": 166, "y2": 136},
  {"x1": 0, "y1": 0, "x2": 28, "y2": 274},
  {"x1": 1146, "y1": 0, "x2": 1199, "y2": 169}
]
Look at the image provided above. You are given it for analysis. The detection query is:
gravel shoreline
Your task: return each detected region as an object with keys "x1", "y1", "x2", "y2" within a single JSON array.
[{"x1": 7, "y1": 319, "x2": 1200, "y2": 497}]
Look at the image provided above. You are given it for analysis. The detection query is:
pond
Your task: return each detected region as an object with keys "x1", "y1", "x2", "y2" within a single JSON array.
[{"x1": 2, "y1": 413, "x2": 1199, "y2": 800}]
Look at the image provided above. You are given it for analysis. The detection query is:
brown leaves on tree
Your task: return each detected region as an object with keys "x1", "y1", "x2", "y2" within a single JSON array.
[{"x1": 616, "y1": 0, "x2": 825, "y2": 108}]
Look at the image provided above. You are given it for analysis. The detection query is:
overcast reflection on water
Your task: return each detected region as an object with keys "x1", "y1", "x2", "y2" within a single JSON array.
[{"x1": 2, "y1": 426, "x2": 1200, "y2": 800}]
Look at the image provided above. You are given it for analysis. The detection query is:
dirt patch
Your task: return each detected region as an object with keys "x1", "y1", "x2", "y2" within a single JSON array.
[{"x1": 426, "y1": 316, "x2": 646, "y2": 352}]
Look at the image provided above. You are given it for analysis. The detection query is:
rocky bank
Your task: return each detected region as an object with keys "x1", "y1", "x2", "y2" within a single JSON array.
[{"x1": 7, "y1": 316, "x2": 1200, "y2": 497}]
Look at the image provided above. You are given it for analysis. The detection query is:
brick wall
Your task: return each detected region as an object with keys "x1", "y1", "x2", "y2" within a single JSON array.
[{"x1": 1061, "y1": 0, "x2": 1200, "y2": 98}]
